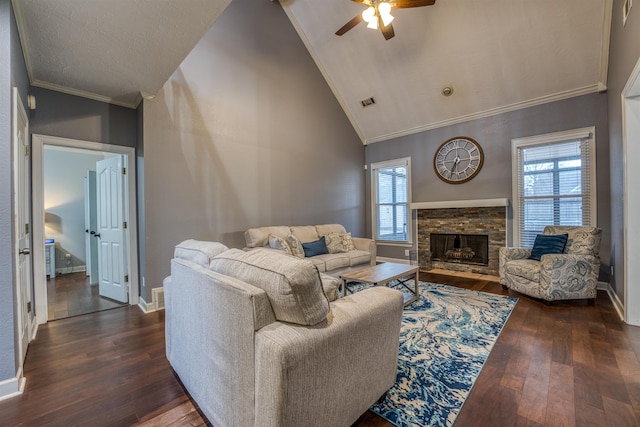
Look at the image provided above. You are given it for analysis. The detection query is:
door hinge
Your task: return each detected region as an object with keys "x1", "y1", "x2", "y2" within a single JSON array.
[
  {"x1": 27, "y1": 302, "x2": 31, "y2": 313},
  {"x1": 124, "y1": 274, "x2": 129, "y2": 282},
  {"x1": 24, "y1": 145, "x2": 29, "y2": 156},
  {"x1": 25, "y1": 223, "x2": 29, "y2": 234},
  {"x1": 122, "y1": 167, "x2": 126, "y2": 175},
  {"x1": 123, "y1": 221, "x2": 127, "y2": 229}
]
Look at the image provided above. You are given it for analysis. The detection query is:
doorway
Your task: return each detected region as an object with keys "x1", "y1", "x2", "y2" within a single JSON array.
[
  {"x1": 42, "y1": 145, "x2": 128, "y2": 320},
  {"x1": 622, "y1": 56, "x2": 640, "y2": 326},
  {"x1": 32, "y1": 135, "x2": 139, "y2": 325}
]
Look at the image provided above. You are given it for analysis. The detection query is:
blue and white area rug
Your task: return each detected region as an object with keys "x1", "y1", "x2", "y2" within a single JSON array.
[{"x1": 347, "y1": 281, "x2": 517, "y2": 427}]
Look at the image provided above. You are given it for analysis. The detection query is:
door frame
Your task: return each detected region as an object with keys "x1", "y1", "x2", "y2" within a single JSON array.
[
  {"x1": 31, "y1": 134, "x2": 139, "y2": 324},
  {"x1": 622, "y1": 55, "x2": 640, "y2": 326}
]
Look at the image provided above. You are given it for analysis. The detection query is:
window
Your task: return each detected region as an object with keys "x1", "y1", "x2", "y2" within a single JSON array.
[
  {"x1": 512, "y1": 127, "x2": 596, "y2": 247},
  {"x1": 371, "y1": 157, "x2": 411, "y2": 243}
]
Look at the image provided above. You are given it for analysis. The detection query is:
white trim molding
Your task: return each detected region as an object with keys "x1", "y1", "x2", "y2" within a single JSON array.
[
  {"x1": 411, "y1": 198, "x2": 509, "y2": 210},
  {"x1": 376, "y1": 256, "x2": 410, "y2": 265},
  {"x1": 0, "y1": 369, "x2": 26, "y2": 402}
]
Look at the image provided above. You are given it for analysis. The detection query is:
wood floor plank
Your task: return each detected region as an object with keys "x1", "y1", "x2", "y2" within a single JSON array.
[{"x1": 2, "y1": 271, "x2": 640, "y2": 426}]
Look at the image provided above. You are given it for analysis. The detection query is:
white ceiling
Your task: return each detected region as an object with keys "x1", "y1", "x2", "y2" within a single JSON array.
[
  {"x1": 13, "y1": 0, "x2": 612, "y2": 144},
  {"x1": 12, "y1": 0, "x2": 232, "y2": 108}
]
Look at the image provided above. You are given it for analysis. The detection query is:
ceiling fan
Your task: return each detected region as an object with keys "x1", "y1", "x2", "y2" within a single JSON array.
[{"x1": 335, "y1": 0, "x2": 436, "y2": 40}]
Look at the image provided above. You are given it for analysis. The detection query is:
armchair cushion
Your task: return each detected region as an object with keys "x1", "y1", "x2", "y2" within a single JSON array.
[
  {"x1": 504, "y1": 259, "x2": 541, "y2": 282},
  {"x1": 209, "y1": 248, "x2": 330, "y2": 326},
  {"x1": 528, "y1": 233, "x2": 568, "y2": 261},
  {"x1": 174, "y1": 239, "x2": 229, "y2": 267}
]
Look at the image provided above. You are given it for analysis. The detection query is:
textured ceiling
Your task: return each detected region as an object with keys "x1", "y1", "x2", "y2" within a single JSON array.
[
  {"x1": 12, "y1": 0, "x2": 611, "y2": 143},
  {"x1": 12, "y1": 0, "x2": 232, "y2": 108}
]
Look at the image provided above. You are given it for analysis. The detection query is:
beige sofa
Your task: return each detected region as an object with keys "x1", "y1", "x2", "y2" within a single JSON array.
[
  {"x1": 244, "y1": 224, "x2": 376, "y2": 276},
  {"x1": 164, "y1": 239, "x2": 403, "y2": 427}
]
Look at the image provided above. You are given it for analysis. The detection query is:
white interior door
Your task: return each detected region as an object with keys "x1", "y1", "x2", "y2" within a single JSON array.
[
  {"x1": 13, "y1": 88, "x2": 33, "y2": 365},
  {"x1": 96, "y1": 155, "x2": 128, "y2": 303},
  {"x1": 84, "y1": 170, "x2": 98, "y2": 285}
]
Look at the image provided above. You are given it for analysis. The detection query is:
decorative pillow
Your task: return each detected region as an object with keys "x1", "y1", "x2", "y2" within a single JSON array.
[
  {"x1": 324, "y1": 233, "x2": 347, "y2": 253},
  {"x1": 268, "y1": 234, "x2": 292, "y2": 255},
  {"x1": 209, "y1": 248, "x2": 330, "y2": 325},
  {"x1": 302, "y1": 236, "x2": 329, "y2": 257},
  {"x1": 528, "y1": 234, "x2": 569, "y2": 261},
  {"x1": 285, "y1": 234, "x2": 305, "y2": 258},
  {"x1": 339, "y1": 232, "x2": 356, "y2": 251}
]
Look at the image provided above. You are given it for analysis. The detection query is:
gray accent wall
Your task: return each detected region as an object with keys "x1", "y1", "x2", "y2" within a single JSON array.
[
  {"x1": 29, "y1": 87, "x2": 137, "y2": 147},
  {"x1": 142, "y1": 0, "x2": 365, "y2": 291},
  {"x1": 366, "y1": 92, "x2": 611, "y2": 282},
  {"x1": 607, "y1": 0, "x2": 640, "y2": 302}
]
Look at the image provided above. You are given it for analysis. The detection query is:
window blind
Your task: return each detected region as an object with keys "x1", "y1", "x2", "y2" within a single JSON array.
[
  {"x1": 515, "y1": 137, "x2": 593, "y2": 247},
  {"x1": 373, "y1": 158, "x2": 409, "y2": 242}
]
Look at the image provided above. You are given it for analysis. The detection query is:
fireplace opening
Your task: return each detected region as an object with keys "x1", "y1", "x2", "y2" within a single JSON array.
[{"x1": 430, "y1": 233, "x2": 489, "y2": 266}]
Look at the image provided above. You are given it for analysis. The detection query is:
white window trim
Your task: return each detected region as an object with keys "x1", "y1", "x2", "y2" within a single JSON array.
[
  {"x1": 371, "y1": 157, "x2": 412, "y2": 245},
  {"x1": 511, "y1": 126, "x2": 597, "y2": 247}
]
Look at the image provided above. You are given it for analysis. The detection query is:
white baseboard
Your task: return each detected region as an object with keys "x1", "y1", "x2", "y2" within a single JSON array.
[
  {"x1": 601, "y1": 281, "x2": 625, "y2": 322},
  {"x1": 138, "y1": 296, "x2": 156, "y2": 313},
  {"x1": 376, "y1": 256, "x2": 410, "y2": 264},
  {"x1": 55, "y1": 265, "x2": 86, "y2": 275},
  {"x1": 0, "y1": 369, "x2": 25, "y2": 402}
]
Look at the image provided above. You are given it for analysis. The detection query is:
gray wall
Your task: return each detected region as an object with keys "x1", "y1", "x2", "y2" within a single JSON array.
[
  {"x1": 29, "y1": 87, "x2": 137, "y2": 147},
  {"x1": 607, "y1": 0, "x2": 640, "y2": 302},
  {"x1": 142, "y1": 0, "x2": 365, "y2": 291},
  {"x1": 0, "y1": 0, "x2": 29, "y2": 384},
  {"x1": 366, "y1": 92, "x2": 611, "y2": 282},
  {"x1": 43, "y1": 147, "x2": 107, "y2": 270}
]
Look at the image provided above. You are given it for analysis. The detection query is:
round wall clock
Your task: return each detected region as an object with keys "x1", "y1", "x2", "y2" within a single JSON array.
[{"x1": 433, "y1": 136, "x2": 484, "y2": 184}]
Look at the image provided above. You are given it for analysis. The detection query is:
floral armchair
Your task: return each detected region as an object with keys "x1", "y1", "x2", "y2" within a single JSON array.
[{"x1": 499, "y1": 226, "x2": 602, "y2": 303}]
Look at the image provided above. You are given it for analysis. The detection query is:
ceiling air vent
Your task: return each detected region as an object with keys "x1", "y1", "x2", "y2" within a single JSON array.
[{"x1": 361, "y1": 97, "x2": 376, "y2": 108}]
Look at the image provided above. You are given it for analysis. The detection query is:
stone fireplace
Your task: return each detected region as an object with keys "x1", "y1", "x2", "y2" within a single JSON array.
[{"x1": 412, "y1": 199, "x2": 508, "y2": 276}]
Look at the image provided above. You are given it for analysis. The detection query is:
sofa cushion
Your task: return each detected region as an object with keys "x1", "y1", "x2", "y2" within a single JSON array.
[
  {"x1": 285, "y1": 234, "x2": 305, "y2": 258},
  {"x1": 307, "y1": 256, "x2": 326, "y2": 273},
  {"x1": 315, "y1": 224, "x2": 347, "y2": 236},
  {"x1": 268, "y1": 234, "x2": 293, "y2": 255},
  {"x1": 311, "y1": 253, "x2": 350, "y2": 271},
  {"x1": 302, "y1": 237, "x2": 329, "y2": 257},
  {"x1": 174, "y1": 240, "x2": 229, "y2": 267},
  {"x1": 543, "y1": 226, "x2": 602, "y2": 257},
  {"x1": 346, "y1": 250, "x2": 371, "y2": 266},
  {"x1": 245, "y1": 226, "x2": 291, "y2": 248},
  {"x1": 209, "y1": 248, "x2": 330, "y2": 325},
  {"x1": 291, "y1": 225, "x2": 319, "y2": 243}
]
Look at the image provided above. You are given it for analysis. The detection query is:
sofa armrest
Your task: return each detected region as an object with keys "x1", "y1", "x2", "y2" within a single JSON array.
[
  {"x1": 352, "y1": 237, "x2": 377, "y2": 265},
  {"x1": 539, "y1": 254, "x2": 599, "y2": 300},
  {"x1": 254, "y1": 286, "x2": 404, "y2": 427}
]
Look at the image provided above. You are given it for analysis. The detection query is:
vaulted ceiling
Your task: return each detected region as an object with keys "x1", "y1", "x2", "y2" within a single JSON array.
[{"x1": 12, "y1": 0, "x2": 612, "y2": 145}]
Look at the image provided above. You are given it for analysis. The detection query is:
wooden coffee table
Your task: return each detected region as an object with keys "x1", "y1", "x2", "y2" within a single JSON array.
[{"x1": 340, "y1": 262, "x2": 420, "y2": 306}]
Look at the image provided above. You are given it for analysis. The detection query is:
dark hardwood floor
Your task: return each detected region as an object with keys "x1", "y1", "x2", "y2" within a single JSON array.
[
  {"x1": 1, "y1": 272, "x2": 639, "y2": 426},
  {"x1": 47, "y1": 271, "x2": 126, "y2": 320}
]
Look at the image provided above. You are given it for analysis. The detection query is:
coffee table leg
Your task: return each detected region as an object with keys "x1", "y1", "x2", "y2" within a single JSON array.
[
  {"x1": 413, "y1": 269, "x2": 419, "y2": 302},
  {"x1": 341, "y1": 279, "x2": 347, "y2": 297}
]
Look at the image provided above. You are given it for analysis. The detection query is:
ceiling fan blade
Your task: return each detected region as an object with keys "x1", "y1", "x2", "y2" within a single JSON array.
[
  {"x1": 335, "y1": 14, "x2": 364, "y2": 36},
  {"x1": 379, "y1": 18, "x2": 395, "y2": 40},
  {"x1": 391, "y1": 0, "x2": 436, "y2": 8}
]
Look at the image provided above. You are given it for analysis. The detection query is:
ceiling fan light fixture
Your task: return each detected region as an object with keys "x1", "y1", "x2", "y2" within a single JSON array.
[{"x1": 362, "y1": 7, "x2": 376, "y2": 23}]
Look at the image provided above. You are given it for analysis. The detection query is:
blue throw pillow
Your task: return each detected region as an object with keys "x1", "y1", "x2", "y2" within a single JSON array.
[
  {"x1": 302, "y1": 236, "x2": 329, "y2": 257},
  {"x1": 528, "y1": 234, "x2": 569, "y2": 261}
]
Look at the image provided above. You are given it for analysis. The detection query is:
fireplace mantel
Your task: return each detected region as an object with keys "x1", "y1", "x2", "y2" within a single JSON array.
[{"x1": 411, "y1": 198, "x2": 509, "y2": 210}]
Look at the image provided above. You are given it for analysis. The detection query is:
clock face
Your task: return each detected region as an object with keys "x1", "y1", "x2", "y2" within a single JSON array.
[{"x1": 433, "y1": 137, "x2": 484, "y2": 184}]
